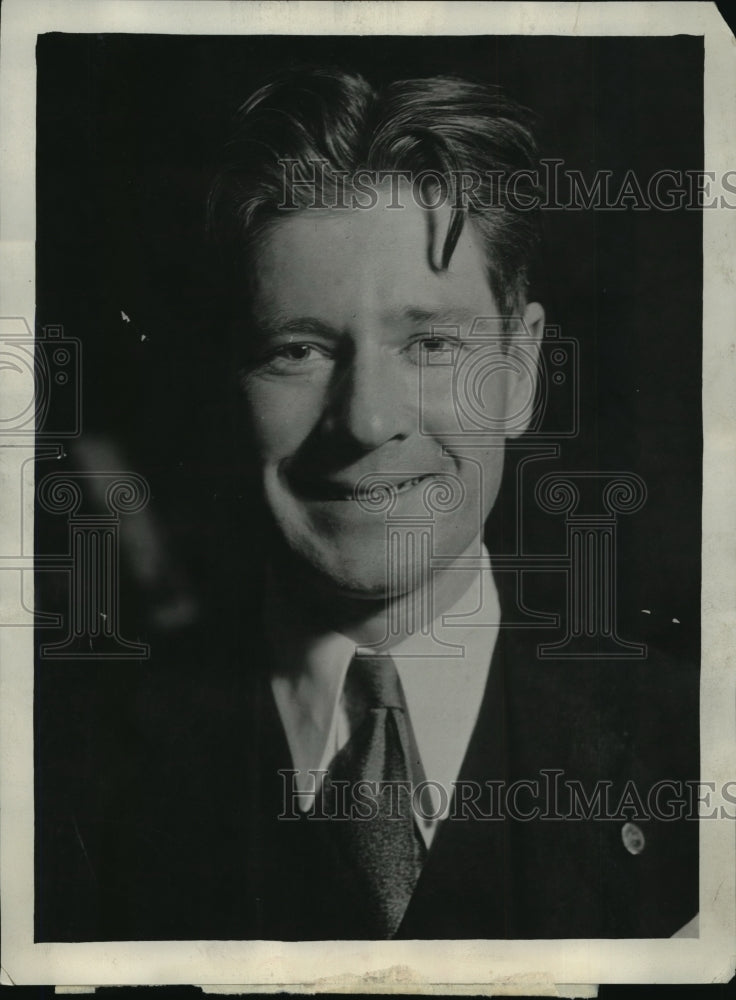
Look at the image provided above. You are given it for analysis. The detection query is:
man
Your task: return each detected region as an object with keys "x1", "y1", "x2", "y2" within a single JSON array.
[{"x1": 36, "y1": 67, "x2": 698, "y2": 942}]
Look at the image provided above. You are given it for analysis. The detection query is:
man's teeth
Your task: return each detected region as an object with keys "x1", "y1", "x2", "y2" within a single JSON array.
[
  {"x1": 349, "y1": 475, "x2": 427, "y2": 499},
  {"x1": 392, "y1": 475, "x2": 427, "y2": 494}
]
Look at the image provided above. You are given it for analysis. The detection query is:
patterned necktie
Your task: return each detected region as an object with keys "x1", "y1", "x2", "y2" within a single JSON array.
[{"x1": 320, "y1": 654, "x2": 428, "y2": 938}]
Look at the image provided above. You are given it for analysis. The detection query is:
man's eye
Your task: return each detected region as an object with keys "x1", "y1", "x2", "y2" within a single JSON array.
[
  {"x1": 422, "y1": 338, "x2": 449, "y2": 352},
  {"x1": 278, "y1": 344, "x2": 314, "y2": 361},
  {"x1": 407, "y1": 336, "x2": 458, "y2": 365},
  {"x1": 261, "y1": 342, "x2": 332, "y2": 372}
]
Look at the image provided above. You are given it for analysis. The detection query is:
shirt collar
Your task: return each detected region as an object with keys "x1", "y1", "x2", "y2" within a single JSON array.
[{"x1": 267, "y1": 545, "x2": 499, "y2": 787}]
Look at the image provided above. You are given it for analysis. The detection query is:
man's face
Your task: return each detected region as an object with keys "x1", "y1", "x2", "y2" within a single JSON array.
[{"x1": 239, "y1": 187, "x2": 543, "y2": 598}]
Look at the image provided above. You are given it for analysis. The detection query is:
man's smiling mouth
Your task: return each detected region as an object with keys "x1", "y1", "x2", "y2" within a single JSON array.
[{"x1": 292, "y1": 473, "x2": 434, "y2": 501}]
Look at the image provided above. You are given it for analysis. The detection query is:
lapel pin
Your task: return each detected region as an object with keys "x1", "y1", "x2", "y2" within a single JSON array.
[{"x1": 621, "y1": 821, "x2": 646, "y2": 855}]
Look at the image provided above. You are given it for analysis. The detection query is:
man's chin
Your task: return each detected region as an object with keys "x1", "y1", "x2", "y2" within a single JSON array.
[
  {"x1": 281, "y1": 539, "x2": 429, "y2": 603},
  {"x1": 292, "y1": 554, "x2": 394, "y2": 602}
]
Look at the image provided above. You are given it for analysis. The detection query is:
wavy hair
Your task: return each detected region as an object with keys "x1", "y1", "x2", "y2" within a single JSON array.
[{"x1": 208, "y1": 67, "x2": 542, "y2": 329}]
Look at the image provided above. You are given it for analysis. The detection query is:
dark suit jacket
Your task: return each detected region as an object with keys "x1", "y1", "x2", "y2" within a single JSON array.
[{"x1": 35, "y1": 593, "x2": 699, "y2": 942}]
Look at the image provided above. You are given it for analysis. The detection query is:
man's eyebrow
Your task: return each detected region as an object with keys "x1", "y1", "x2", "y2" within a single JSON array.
[
  {"x1": 398, "y1": 306, "x2": 481, "y2": 328},
  {"x1": 252, "y1": 307, "x2": 482, "y2": 338},
  {"x1": 254, "y1": 316, "x2": 341, "y2": 339}
]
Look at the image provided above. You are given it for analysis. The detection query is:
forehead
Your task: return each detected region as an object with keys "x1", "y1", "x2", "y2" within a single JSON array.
[{"x1": 252, "y1": 190, "x2": 496, "y2": 322}]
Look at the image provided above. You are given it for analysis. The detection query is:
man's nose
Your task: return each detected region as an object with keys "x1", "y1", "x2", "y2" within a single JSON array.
[{"x1": 326, "y1": 349, "x2": 411, "y2": 450}]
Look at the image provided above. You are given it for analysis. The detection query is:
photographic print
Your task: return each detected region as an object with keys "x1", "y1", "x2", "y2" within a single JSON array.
[{"x1": 1, "y1": 1, "x2": 734, "y2": 991}]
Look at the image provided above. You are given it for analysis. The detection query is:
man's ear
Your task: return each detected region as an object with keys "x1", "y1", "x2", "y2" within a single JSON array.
[{"x1": 504, "y1": 301, "x2": 545, "y2": 439}]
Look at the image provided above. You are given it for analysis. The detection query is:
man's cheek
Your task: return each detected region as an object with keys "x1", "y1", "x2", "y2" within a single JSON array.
[{"x1": 243, "y1": 388, "x2": 314, "y2": 456}]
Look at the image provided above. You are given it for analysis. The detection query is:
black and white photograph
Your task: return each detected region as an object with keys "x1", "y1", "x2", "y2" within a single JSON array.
[{"x1": 1, "y1": 0, "x2": 734, "y2": 991}]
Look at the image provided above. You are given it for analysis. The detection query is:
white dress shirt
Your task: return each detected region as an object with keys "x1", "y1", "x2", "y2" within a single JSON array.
[{"x1": 268, "y1": 547, "x2": 501, "y2": 846}]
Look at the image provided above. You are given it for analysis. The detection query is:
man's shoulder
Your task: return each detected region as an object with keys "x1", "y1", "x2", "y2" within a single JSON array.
[
  {"x1": 498, "y1": 627, "x2": 698, "y2": 771},
  {"x1": 489, "y1": 627, "x2": 699, "y2": 938}
]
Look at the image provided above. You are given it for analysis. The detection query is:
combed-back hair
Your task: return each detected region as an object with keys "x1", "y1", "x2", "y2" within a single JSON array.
[{"x1": 208, "y1": 67, "x2": 542, "y2": 328}]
